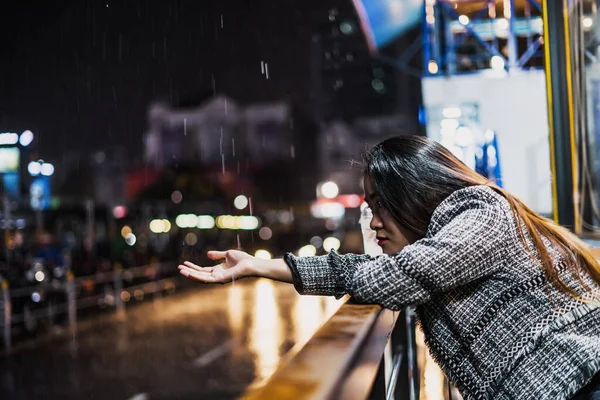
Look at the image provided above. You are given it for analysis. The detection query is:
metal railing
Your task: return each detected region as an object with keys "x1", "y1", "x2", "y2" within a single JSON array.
[
  {"x1": 0, "y1": 260, "x2": 178, "y2": 350},
  {"x1": 241, "y1": 297, "x2": 419, "y2": 400}
]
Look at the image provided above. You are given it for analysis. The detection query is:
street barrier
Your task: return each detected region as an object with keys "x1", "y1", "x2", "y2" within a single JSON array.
[
  {"x1": 241, "y1": 298, "x2": 419, "y2": 400},
  {"x1": 0, "y1": 260, "x2": 178, "y2": 350}
]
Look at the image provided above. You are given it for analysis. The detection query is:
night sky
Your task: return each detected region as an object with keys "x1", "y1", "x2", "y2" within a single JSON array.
[{"x1": 0, "y1": 0, "x2": 350, "y2": 163}]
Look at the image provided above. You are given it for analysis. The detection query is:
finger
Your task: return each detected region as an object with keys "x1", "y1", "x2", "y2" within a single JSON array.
[
  {"x1": 207, "y1": 250, "x2": 228, "y2": 260},
  {"x1": 181, "y1": 261, "x2": 214, "y2": 272}
]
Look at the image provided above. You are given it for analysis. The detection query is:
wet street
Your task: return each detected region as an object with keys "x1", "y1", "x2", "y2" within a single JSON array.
[{"x1": 0, "y1": 279, "x2": 343, "y2": 400}]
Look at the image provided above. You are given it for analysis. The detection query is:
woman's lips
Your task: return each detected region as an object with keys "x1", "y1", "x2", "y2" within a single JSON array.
[{"x1": 377, "y1": 239, "x2": 388, "y2": 246}]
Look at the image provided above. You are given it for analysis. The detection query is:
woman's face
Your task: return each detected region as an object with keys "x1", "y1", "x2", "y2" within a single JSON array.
[{"x1": 363, "y1": 174, "x2": 416, "y2": 255}]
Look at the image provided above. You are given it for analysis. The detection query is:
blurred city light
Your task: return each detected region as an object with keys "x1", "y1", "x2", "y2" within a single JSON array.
[
  {"x1": 31, "y1": 292, "x2": 41, "y2": 303},
  {"x1": 171, "y1": 190, "x2": 183, "y2": 204},
  {"x1": 19, "y1": 130, "x2": 34, "y2": 146},
  {"x1": 310, "y1": 201, "x2": 345, "y2": 219},
  {"x1": 237, "y1": 216, "x2": 259, "y2": 230},
  {"x1": 197, "y1": 215, "x2": 215, "y2": 229},
  {"x1": 234, "y1": 195, "x2": 249, "y2": 210},
  {"x1": 0, "y1": 132, "x2": 18, "y2": 145},
  {"x1": 27, "y1": 161, "x2": 42, "y2": 176},
  {"x1": 125, "y1": 233, "x2": 137, "y2": 246},
  {"x1": 442, "y1": 107, "x2": 462, "y2": 119},
  {"x1": 259, "y1": 227, "x2": 273, "y2": 240},
  {"x1": 216, "y1": 215, "x2": 260, "y2": 230},
  {"x1": 490, "y1": 55, "x2": 505, "y2": 70},
  {"x1": 323, "y1": 237, "x2": 341, "y2": 252},
  {"x1": 40, "y1": 163, "x2": 54, "y2": 176},
  {"x1": 458, "y1": 15, "x2": 469, "y2": 25},
  {"x1": 34, "y1": 271, "x2": 45, "y2": 282},
  {"x1": 310, "y1": 236, "x2": 323, "y2": 248},
  {"x1": 298, "y1": 244, "x2": 317, "y2": 257},
  {"x1": 428, "y1": 61, "x2": 439, "y2": 74},
  {"x1": 112, "y1": 205, "x2": 127, "y2": 219},
  {"x1": 185, "y1": 232, "x2": 198, "y2": 246},
  {"x1": 319, "y1": 181, "x2": 339, "y2": 199},
  {"x1": 176, "y1": 214, "x2": 199, "y2": 228},
  {"x1": 255, "y1": 249, "x2": 272, "y2": 259},
  {"x1": 120, "y1": 291, "x2": 131, "y2": 302},
  {"x1": 149, "y1": 219, "x2": 171, "y2": 233},
  {"x1": 583, "y1": 17, "x2": 594, "y2": 29},
  {"x1": 121, "y1": 225, "x2": 132, "y2": 238}
]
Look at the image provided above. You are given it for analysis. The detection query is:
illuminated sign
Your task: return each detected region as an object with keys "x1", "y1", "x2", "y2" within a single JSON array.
[{"x1": 0, "y1": 147, "x2": 20, "y2": 173}]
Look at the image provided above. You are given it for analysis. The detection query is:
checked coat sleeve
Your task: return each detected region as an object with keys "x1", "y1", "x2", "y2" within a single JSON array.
[{"x1": 284, "y1": 186, "x2": 510, "y2": 310}]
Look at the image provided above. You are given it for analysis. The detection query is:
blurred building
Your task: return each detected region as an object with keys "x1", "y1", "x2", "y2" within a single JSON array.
[
  {"x1": 318, "y1": 114, "x2": 416, "y2": 195},
  {"x1": 144, "y1": 95, "x2": 297, "y2": 169},
  {"x1": 144, "y1": 95, "x2": 319, "y2": 203},
  {"x1": 310, "y1": 7, "x2": 422, "y2": 124}
]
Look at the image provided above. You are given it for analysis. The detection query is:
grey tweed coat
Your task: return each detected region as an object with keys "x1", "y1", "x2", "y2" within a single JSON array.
[{"x1": 284, "y1": 185, "x2": 600, "y2": 400}]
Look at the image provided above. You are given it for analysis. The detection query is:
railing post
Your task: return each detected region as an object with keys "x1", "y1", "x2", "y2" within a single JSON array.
[
  {"x1": 1, "y1": 278, "x2": 12, "y2": 349},
  {"x1": 66, "y1": 270, "x2": 77, "y2": 334},
  {"x1": 114, "y1": 263, "x2": 124, "y2": 317},
  {"x1": 405, "y1": 307, "x2": 419, "y2": 400}
]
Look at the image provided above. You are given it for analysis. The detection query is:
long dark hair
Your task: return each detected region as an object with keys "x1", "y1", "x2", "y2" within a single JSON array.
[{"x1": 364, "y1": 135, "x2": 600, "y2": 298}]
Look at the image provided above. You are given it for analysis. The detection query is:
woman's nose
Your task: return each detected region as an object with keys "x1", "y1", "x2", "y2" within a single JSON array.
[{"x1": 370, "y1": 214, "x2": 383, "y2": 230}]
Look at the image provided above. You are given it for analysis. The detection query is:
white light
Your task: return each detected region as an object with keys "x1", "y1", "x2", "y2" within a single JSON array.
[
  {"x1": 40, "y1": 163, "x2": 55, "y2": 176},
  {"x1": 28, "y1": 161, "x2": 41, "y2": 176},
  {"x1": 442, "y1": 107, "x2": 462, "y2": 119},
  {"x1": 490, "y1": 55, "x2": 505, "y2": 70},
  {"x1": 496, "y1": 18, "x2": 509, "y2": 30},
  {"x1": 238, "y1": 216, "x2": 260, "y2": 230},
  {"x1": 458, "y1": 15, "x2": 469, "y2": 25},
  {"x1": 19, "y1": 130, "x2": 34, "y2": 146},
  {"x1": 31, "y1": 292, "x2": 41, "y2": 303},
  {"x1": 428, "y1": 61, "x2": 439, "y2": 74},
  {"x1": 162, "y1": 219, "x2": 171, "y2": 233},
  {"x1": 259, "y1": 227, "x2": 273, "y2": 240},
  {"x1": 176, "y1": 214, "x2": 199, "y2": 228},
  {"x1": 197, "y1": 215, "x2": 215, "y2": 229},
  {"x1": 234, "y1": 195, "x2": 249, "y2": 210},
  {"x1": 440, "y1": 119, "x2": 459, "y2": 130},
  {"x1": 298, "y1": 244, "x2": 317, "y2": 257},
  {"x1": 149, "y1": 219, "x2": 165, "y2": 233},
  {"x1": 583, "y1": 17, "x2": 594, "y2": 29},
  {"x1": 125, "y1": 233, "x2": 137, "y2": 246},
  {"x1": 34, "y1": 271, "x2": 45, "y2": 282},
  {"x1": 0, "y1": 133, "x2": 18, "y2": 145},
  {"x1": 485, "y1": 129, "x2": 495, "y2": 143},
  {"x1": 455, "y1": 127, "x2": 473, "y2": 147},
  {"x1": 310, "y1": 202, "x2": 345, "y2": 219},
  {"x1": 323, "y1": 237, "x2": 341, "y2": 252},
  {"x1": 255, "y1": 249, "x2": 272, "y2": 260},
  {"x1": 320, "y1": 181, "x2": 339, "y2": 199}
]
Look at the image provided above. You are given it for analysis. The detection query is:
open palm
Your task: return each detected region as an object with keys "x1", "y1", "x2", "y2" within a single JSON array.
[{"x1": 178, "y1": 250, "x2": 254, "y2": 284}]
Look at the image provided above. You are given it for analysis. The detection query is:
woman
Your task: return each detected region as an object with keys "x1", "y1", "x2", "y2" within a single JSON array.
[{"x1": 179, "y1": 136, "x2": 600, "y2": 399}]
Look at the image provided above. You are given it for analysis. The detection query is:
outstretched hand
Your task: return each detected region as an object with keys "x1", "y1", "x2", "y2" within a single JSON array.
[{"x1": 178, "y1": 250, "x2": 255, "y2": 284}]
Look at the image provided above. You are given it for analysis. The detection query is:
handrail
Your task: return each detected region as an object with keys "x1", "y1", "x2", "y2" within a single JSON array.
[{"x1": 240, "y1": 297, "x2": 407, "y2": 400}]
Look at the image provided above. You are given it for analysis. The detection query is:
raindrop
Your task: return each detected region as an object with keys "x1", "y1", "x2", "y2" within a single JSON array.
[
  {"x1": 221, "y1": 14, "x2": 224, "y2": 28},
  {"x1": 265, "y1": 63, "x2": 270, "y2": 79},
  {"x1": 225, "y1": 98, "x2": 228, "y2": 115},
  {"x1": 248, "y1": 198, "x2": 253, "y2": 216},
  {"x1": 184, "y1": 118, "x2": 187, "y2": 136},
  {"x1": 237, "y1": 234, "x2": 241, "y2": 250},
  {"x1": 261, "y1": 61, "x2": 265, "y2": 74},
  {"x1": 232, "y1": 138, "x2": 235, "y2": 156},
  {"x1": 290, "y1": 145, "x2": 295, "y2": 159}
]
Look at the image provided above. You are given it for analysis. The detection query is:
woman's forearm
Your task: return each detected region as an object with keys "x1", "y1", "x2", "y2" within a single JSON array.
[{"x1": 251, "y1": 258, "x2": 294, "y2": 284}]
